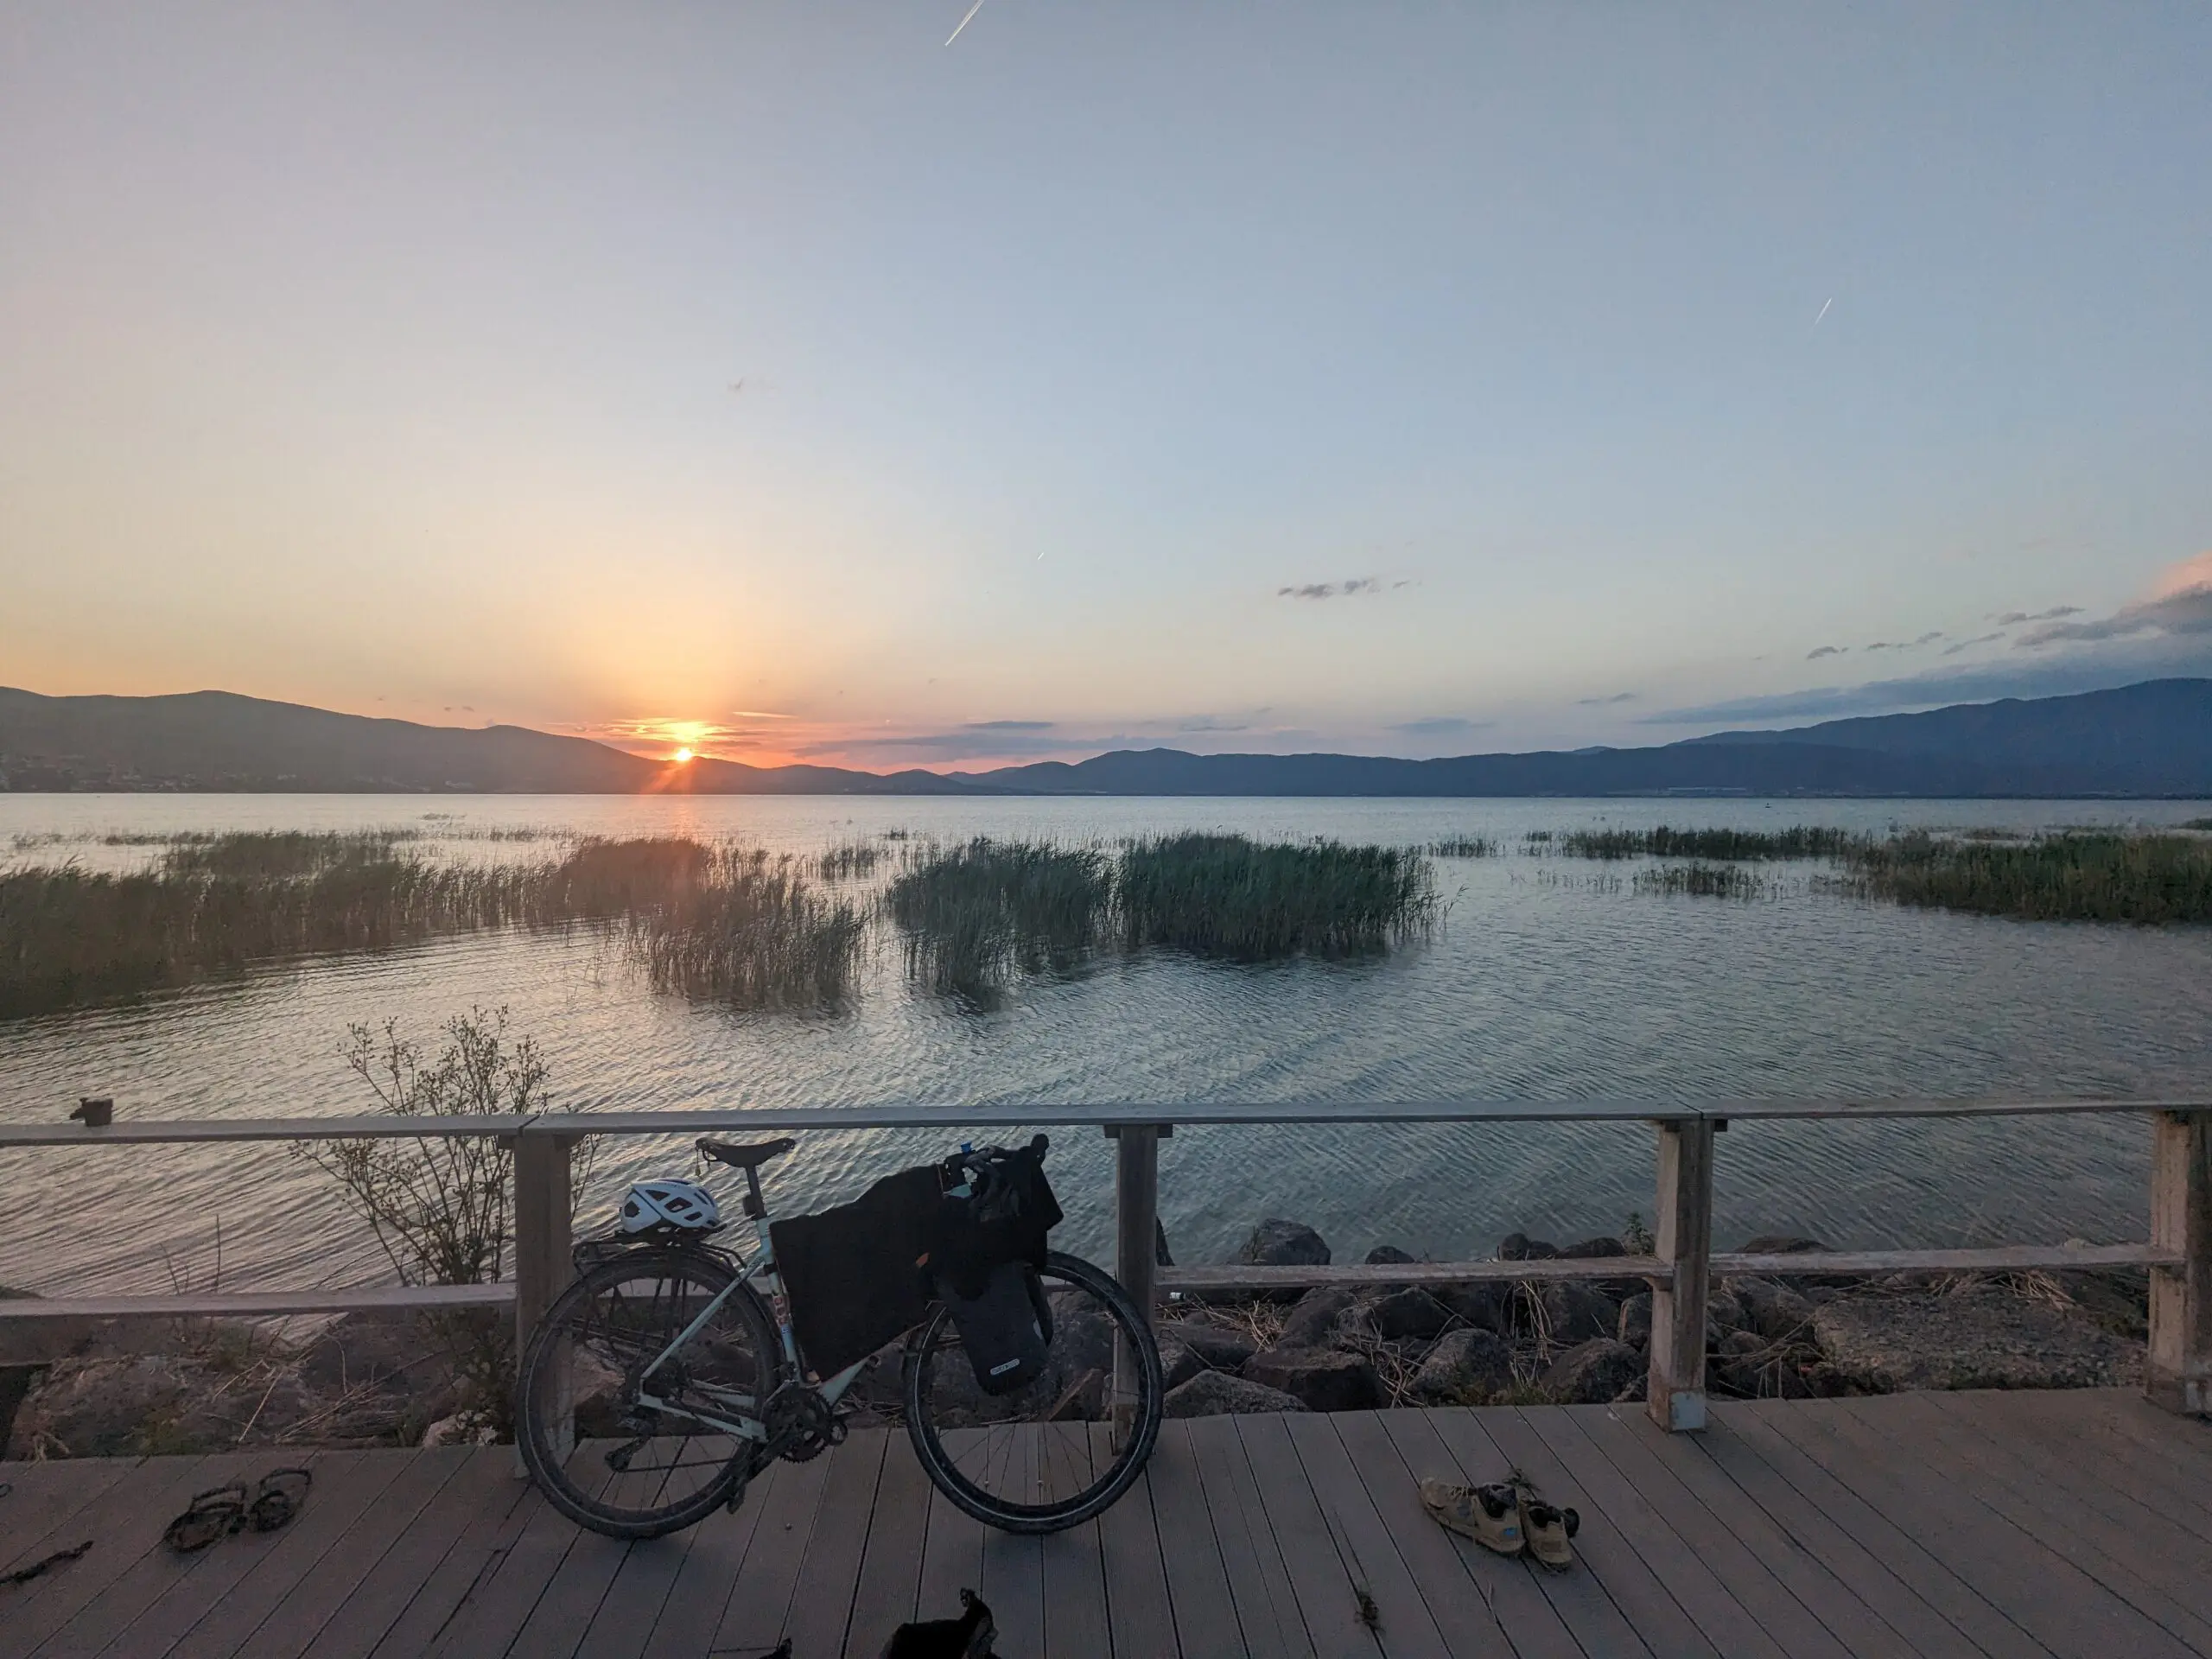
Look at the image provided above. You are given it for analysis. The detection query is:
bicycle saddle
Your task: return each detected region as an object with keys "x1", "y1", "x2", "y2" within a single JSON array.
[{"x1": 696, "y1": 1135, "x2": 797, "y2": 1171}]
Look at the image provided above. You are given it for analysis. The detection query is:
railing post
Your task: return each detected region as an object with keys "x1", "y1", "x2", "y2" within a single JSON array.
[
  {"x1": 2148, "y1": 1109, "x2": 2210, "y2": 1415},
  {"x1": 512, "y1": 1128, "x2": 576, "y2": 1465},
  {"x1": 1647, "y1": 1116, "x2": 1713, "y2": 1432},
  {"x1": 1109, "y1": 1123, "x2": 1164, "y2": 1442}
]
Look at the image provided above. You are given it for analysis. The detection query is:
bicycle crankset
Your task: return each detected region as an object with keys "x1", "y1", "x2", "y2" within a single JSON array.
[{"x1": 762, "y1": 1383, "x2": 843, "y2": 1463}]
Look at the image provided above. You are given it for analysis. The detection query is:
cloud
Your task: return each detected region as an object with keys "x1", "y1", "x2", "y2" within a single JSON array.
[
  {"x1": 1642, "y1": 645, "x2": 2212, "y2": 726},
  {"x1": 1943, "y1": 632, "x2": 2006, "y2": 656},
  {"x1": 2018, "y1": 554, "x2": 2212, "y2": 647},
  {"x1": 963, "y1": 719, "x2": 1054, "y2": 731},
  {"x1": 1574, "y1": 692, "x2": 1638, "y2": 706},
  {"x1": 1389, "y1": 716, "x2": 1493, "y2": 736},
  {"x1": 1994, "y1": 606, "x2": 2082, "y2": 626},
  {"x1": 1278, "y1": 576, "x2": 1385, "y2": 600},
  {"x1": 1807, "y1": 645, "x2": 1847, "y2": 660},
  {"x1": 1861, "y1": 632, "x2": 1945, "y2": 654}
]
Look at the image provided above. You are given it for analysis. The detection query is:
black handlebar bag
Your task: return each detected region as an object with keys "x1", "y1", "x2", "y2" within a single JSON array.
[{"x1": 927, "y1": 1141, "x2": 1065, "y2": 1395}]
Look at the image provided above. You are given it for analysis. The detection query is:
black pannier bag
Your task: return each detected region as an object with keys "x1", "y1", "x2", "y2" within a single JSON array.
[
  {"x1": 927, "y1": 1136, "x2": 1065, "y2": 1395},
  {"x1": 770, "y1": 1164, "x2": 940, "y2": 1380},
  {"x1": 938, "y1": 1260, "x2": 1053, "y2": 1395}
]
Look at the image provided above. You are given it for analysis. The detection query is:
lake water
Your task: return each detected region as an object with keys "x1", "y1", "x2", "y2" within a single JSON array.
[{"x1": 4, "y1": 793, "x2": 2210, "y2": 1300}]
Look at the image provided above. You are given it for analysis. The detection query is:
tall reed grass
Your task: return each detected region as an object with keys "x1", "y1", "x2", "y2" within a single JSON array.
[
  {"x1": 623, "y1": 844, "x2": 865, "y2": 1007},
  {"x1": 1547, "y1": 825, "x2": 1862, "y2": 861},
  {"x1": 1631, "y1": 863, "x2": 1767, "y2": 899},
  {"x1": 1116, "y1": 834, "x2": 1437, "y2": 959},
  {"x1": 1428, "y1": 835, "x2": 1500, "y2": 858},
  {"x1": 0, "y1": 832, "x2": 861, "y2": 1017},
  {"x1": 887, "y1": 838, "x2": 1112, "y2": 991},
  {"x1": 1836, "y1": 832, "x2": 2212, "y2": 923}
]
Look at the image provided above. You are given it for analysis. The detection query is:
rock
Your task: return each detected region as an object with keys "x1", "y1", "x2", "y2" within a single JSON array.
[
  {"x1": 1814, "y1": 1289, "x2": 2142, "y2": 1391},
  {"x1": 1243, "y1": 1346, "x2": 1384, "y2": 1411},
  {"x1": 1410, "y1": 1328, "x2": 1515, "y2": 1403},
  {"x1": 1532, "y1": 1281, "x2": 1618, "y2": 1344},
  {"x1": 1434, "y1": 1281, "x2": 1510, "y2": 1333},
  {"x1": 1160, "y1": 1320, "x2": 1258, "y2": 1372},
  {"x1": 1719, "y1": 1328, "x2": 1766, "y2": 1359},
  {"x1": 1560, "y1": 1236, "x2": 1627, "y2": 1259},
  {"x1": 1164, "y1": 1370, "x2": 1307, "y2": 1417},
  {"x1": 1364, "y1": 1245, "x2": 1418, "y2": 1266},
  {"x1": 1730, "y1": 1276, "x2": 1815, "y2": 1340},
  {"x1": 1159, "y1": 1334, "x2": 1206, "y2": 1393},
  {"x1": 1541, "y1": 1338, "x2": 1643, "y2": 1404},
  {"x1": 1239, "y1": 1218, "x2": 1330, "y2": 1268},
  {"x1": 1365, "y1": 1287, "x2": 1452, "y2": 1342},
  {"x1": 1618, "y1": 1291, "x2": 1653, "y2": 1348},
  {"x1": 1277, "y1": 1287, "x2": 1358, "y2": 1349},
  {"x1": 422, "y1": 1412, "x2": 500, "y2": 1447},
  {"x1": 1497, "y1": 1232, "x2": 1559, "y2": 1261}
]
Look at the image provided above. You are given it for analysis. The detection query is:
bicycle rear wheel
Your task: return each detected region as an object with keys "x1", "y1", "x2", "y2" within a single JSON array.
[
  {"x1": 517, "y1": 1247, "x2": 783, "y2": 1539},
  {"x1": 903, "y1": 1249, "x2": 1164, "y2": 1534}
]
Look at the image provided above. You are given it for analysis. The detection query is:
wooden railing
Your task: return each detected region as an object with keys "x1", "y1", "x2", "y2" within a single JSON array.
[{"x1": 2, "y1": 1097, "x2": 2205, "y2": 1429}]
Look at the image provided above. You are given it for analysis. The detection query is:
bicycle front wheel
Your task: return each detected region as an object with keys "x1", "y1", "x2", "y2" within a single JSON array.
[
  {"x1": 903, "y1": 1249, "x2": 1164, "y2": 1534},
  {"x1": 517, "y1": 1247, "x2": 783, "y2": 1539}
]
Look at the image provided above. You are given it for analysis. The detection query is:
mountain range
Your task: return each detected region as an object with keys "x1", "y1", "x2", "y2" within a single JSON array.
[{"x1": 3, "y1": 679, "x2": 2209, "y2": 798}]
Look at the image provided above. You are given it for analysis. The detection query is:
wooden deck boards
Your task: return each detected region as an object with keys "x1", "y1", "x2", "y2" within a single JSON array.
[{"x1": 5, "y1": 1391, "x2": 2210, "y2": 1657}]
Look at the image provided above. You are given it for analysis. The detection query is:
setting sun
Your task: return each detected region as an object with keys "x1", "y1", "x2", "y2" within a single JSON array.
[{"x1": 672, "y1": 747, "x2": 694, "y2": 764}]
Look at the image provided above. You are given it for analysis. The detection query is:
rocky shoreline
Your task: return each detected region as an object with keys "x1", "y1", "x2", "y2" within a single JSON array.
[
  {"x1": 2, "y1": 1219, "x2": 2150, "y2": 1457},
  {"x1": 1152, "y1": 1217, "x2": 2146, "y2": 1419}
]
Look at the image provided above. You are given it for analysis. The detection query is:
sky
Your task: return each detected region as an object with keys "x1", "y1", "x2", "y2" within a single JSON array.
[{"x1": 3, "y1": 3, "x2": 2209, "y2": 771}]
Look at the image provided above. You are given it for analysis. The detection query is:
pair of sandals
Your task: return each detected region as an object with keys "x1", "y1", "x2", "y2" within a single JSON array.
[
  {"x1": 1419, "y1": 1478, "x2": 1580, "y2": 1570},
  {"x1": 163, "y1": 1469, "x2": 312, "y2": 1554}
]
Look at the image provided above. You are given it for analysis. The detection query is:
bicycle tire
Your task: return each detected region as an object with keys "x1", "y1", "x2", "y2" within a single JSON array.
[
  {"x1": 517, "y1": 1246, "x2": 784, "y2": 1539},
  {"x1": 902, "y1": 1249, "x2": 1165, "y2": 1534}
]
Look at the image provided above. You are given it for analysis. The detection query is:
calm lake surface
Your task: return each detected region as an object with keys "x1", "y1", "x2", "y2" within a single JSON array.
[{"x1": 4, "y1": 793, "x2": 2210, "y2": 1300}]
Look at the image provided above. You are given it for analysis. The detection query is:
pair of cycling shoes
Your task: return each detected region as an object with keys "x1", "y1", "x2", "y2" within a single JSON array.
[
  {"x1": 1419, "y1": 1477, "x2": 1580, "y2": 1570},
  {"x1": 162, "y1": 1468, "x2": 312, "y2": 1554}
]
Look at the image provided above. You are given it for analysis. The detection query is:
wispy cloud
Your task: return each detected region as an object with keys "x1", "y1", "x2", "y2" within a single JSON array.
[
  {"x1": 1574, "y1": 692, "x2": 1638, "y2": 706},
  {"x1": 1279, "y1": 576, "x2": 1386, "y2": 600},
  {"x1": 1993, "y1": 606, "x2": 2082, "y2": 626},
  {"x1": 1389, "y1": 715, "x2": 1492, "y2": 736},
  {"x1": 1643, "y1": 645, "x2": 2212, "y2": 727},
  {"x1": 964, "y1": 719, "x2": 1054, "y2": 731},
  {"x1": 2017, "y1": 553, "x2": 2212, "y2": 647},
  {"x1": 1807, "y1": 645, "x2": 1847, "y2": 660},
  {"x1": 1943, "y1": 632, "x2": 2005, "y2": 656},
  {"x1": 1863, "y1": 632, "x2": 1944, "y2": 653}
]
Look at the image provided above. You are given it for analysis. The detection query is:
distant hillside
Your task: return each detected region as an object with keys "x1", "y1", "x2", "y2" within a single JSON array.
[
  {"x1": 0, "y1": 688, "x2": 980, "y2": 794},
  {"x1": 975, "y1": 677, "x2": 2212, "y2": 798},
  {"x1": 4, "y1": 678, "x2": 2209, "y2": 797}
]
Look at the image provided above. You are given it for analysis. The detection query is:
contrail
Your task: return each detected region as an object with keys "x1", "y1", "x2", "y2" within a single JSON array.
[
  {"x1": 945, "y1": 0, "x2": 986, "y2": 45},
  {"x1": 1814, "y1": 296, "x2": 1834, "y2": 327}
]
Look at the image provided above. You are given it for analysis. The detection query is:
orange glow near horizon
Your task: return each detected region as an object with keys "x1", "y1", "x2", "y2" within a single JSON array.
[{"x1": 672, "y1": 747, "x2": 694, "y2": 763}]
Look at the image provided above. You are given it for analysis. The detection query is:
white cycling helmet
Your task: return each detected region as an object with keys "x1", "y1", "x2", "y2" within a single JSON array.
[{"x1": 619, "y1": 1178, "x2": 721, "y2": 1233}]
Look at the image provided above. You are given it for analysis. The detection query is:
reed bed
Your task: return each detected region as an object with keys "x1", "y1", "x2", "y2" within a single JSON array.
[
  {"x1": 1631, "y1": 862, "x2": 1768, "y2": 900},
  {"x1": 0, "y1": 832, "x2": 861, "y2": 1017},
  {"x1": 1117, "y1": 833, "x2": 1437, "y2": 959},
  {"x1": 887, "y1": 838, "x2": 1112, "y2": 991},
  {"x1": 814, "y1": 841, "x2": 882, "y2": 881},
  {"x1": 1834, "y1": 831, "x2": 2212, "y2": 923},
  {"x1": 1545, "y1": 825, "x2": 1862, "y2": 861},
  {"x1": 622, "y1": 844, "x2": 864, "y2": 1007},
  {"x1": 1428, "y1": 835, "x2": 1501, "y2": 858},
  {"x1": 0, "y1": 855, "x2": 535, "y2": 1018}
]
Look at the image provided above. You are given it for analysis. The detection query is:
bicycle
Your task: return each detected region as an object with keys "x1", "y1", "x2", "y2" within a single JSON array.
[{"x1": 515, "y1": 1133, "x2": 1166, "y2": 1539}]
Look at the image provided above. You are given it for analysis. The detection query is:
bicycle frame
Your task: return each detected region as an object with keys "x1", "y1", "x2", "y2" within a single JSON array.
[{"x1": 627, "y1": 1196, "x2": 868, "y2": 1441}]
